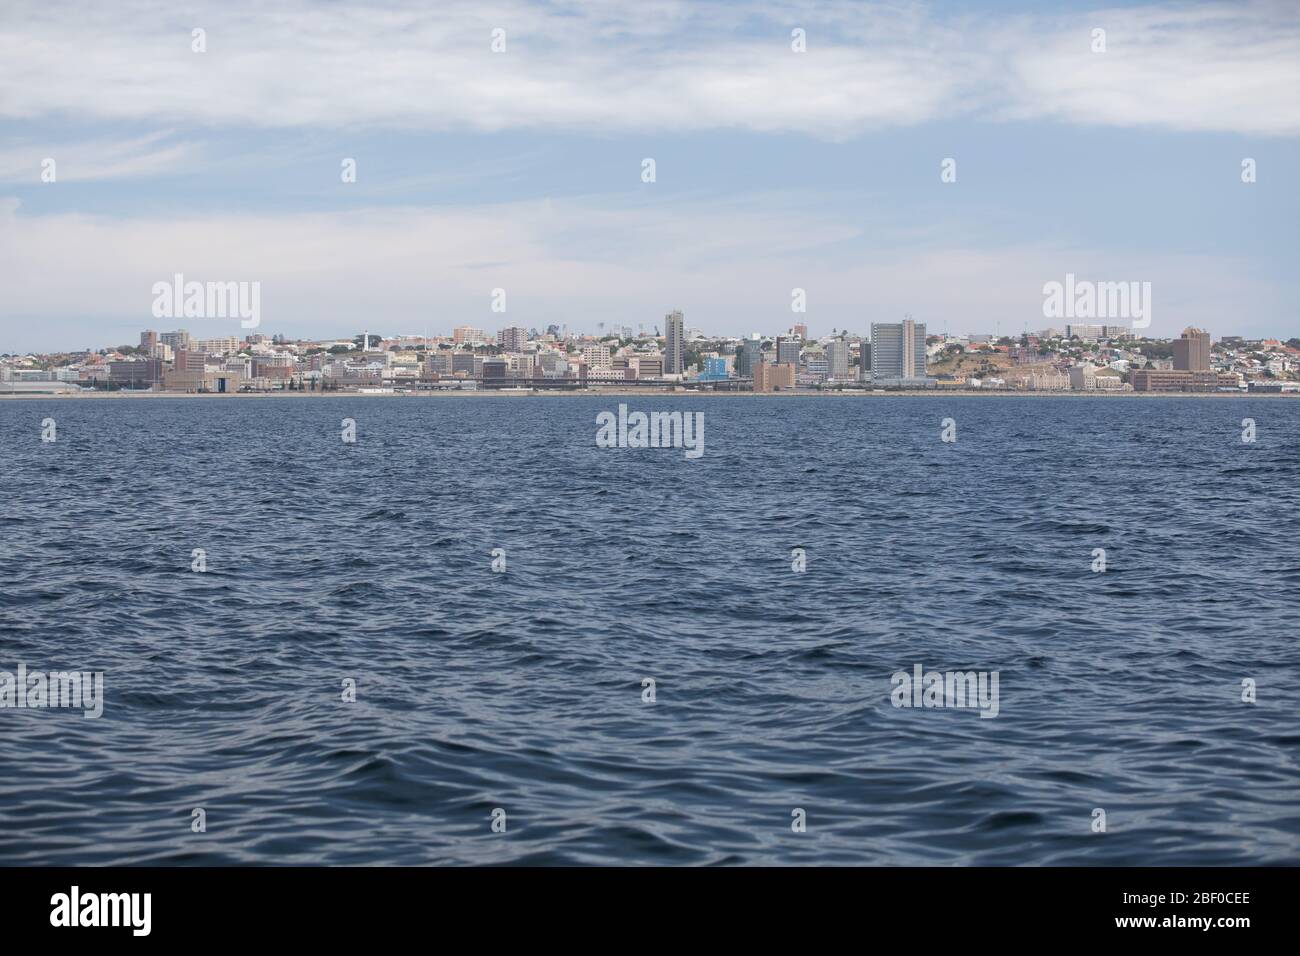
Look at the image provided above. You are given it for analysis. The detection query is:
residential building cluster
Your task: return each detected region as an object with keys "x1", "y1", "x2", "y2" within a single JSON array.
[{"x1": 3, "y1": 315, "x2": 1298, "y2": 395}]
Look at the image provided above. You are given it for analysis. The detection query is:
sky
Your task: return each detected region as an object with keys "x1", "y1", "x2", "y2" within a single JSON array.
[{"x1": 1, "y1": 0, "x2": 1297, "y2": 353}]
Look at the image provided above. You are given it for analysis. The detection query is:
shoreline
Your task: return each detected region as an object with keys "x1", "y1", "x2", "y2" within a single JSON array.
[{"x1": 1, "y1": 388, "x2": 1294, "y2": 401}]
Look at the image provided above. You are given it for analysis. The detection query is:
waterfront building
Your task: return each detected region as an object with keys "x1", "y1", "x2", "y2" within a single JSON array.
[
  {"x1": 698, "y1": 356, "x2": 729, "y2": 381},
  {"x1": 451, "y1": 352, "x2": 477, "y2": 376},
  {"x1": 1069, "y1": 364, "x2": 1098, "y2": 390},
  {"x1": 108, "y1": 358, "x2": 163, "y2": 388},
  {"x1": 162, "y1": 369, "x2": 244, "y2": 392},
  {"x1": 1173, "y1": 328, "x2": 1211, "y2": 371},
  {"x1": 827, "y1": 340, "x2": 850, "y2": 381},
  {"x1": 1131, "y1": 370, "x2": 1228, "y2": 392},
  {"x1": 665, "y1": 310, "x2": 685, "y2": 375},
  {"x1": 737, "y1": 338, "x2": 762, "y2": 378},
  {"x1": 1020, "y1": 369, "x2": 1070, "y2": 390},
  {"x1": 871, "y1": 318, "x2": 930, "y2": 385},
  {"x1": 225, "y1": 357, "x2": 253, "y2": 378},
  {"x1": 634, "y1": 355, "x2": 663, "y2": 378},
  {"x1": 423, "y1": 351, "x2": 452, "y2": 377},
  {"x1": 754, "y1": 361, "x2": 796, "y2": 392}
]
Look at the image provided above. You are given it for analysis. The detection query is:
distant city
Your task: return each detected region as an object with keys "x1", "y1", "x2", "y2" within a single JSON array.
[{"x1": 3, "y1": 314, "x2": 1298, "y2": 395}]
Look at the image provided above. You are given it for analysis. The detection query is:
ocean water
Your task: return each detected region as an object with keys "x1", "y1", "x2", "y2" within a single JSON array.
[{"x1": 0, "y1": 394, "x2": 1297, "y2": 866}]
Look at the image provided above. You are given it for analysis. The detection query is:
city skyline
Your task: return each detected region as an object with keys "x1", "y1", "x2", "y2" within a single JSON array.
[
  {"x1": 10, "y1": 312, "x2": 1300, "y2": 355},
  {"x1": 7, "y1": 317, "x2": 1298, "y2": 396}
]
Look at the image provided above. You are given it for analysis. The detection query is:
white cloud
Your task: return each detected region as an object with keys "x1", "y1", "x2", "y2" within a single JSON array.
[
  {"x1": 0, "y1": 194, "x2": 1286, "y2": 351},
  {"x1": 0, "y1": 132, "x2": 197, "y2": 184},
  {"x1": 995, "y1": 4, "x2": 1300, "y2": 135},
  {"x1": 0, "y1": 1, "x2": 1294, "y2": 138},
  {"x1": 2, "y1": 2, "x2": 1293, "y2": 350}
]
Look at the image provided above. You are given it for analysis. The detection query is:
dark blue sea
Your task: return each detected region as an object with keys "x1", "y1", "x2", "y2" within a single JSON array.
[{"x1": 1, "y1": 395, "x2": 1297, "y2": 865}]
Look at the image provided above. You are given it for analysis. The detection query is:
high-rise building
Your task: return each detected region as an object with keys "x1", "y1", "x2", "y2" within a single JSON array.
[
  {"x1": 140, "y1": 330, "x2": 158, "y2": 350},
  {"x1": 859, "y1": 341, "x2": 872, "y2": 380},
  {"x1": 791, "y1": 324, "x2": 808, "y2": 341},
  {"x1": 664, "y1": 310, "x2": 685, "y2": 375},
  {"x1": 775, "y1": 336, "x2": 800, "y2": 366},
  {"x1": 1173, "y1": 327, "x2": 1211, "y2": 371},
  {"x1": 827, "y1": 340, "x2": 850, "y2": 380},
  {"x1": 870, "y1": 318, "x2": 928, "y2": 384},
  {"x1": 160, "y1": 329, "x2": 192, "y2": 351},
  {"x1": 498, "y1": 326, "x2": 528, "y2": 351},
  {"x1": 737, "y1": 337, "x2": 762, "y2": 378}
]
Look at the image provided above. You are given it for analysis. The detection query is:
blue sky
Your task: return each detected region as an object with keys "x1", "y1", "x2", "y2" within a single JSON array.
[{"x1": 1, "y1": 0, "x2": 1297, "y2": 351}]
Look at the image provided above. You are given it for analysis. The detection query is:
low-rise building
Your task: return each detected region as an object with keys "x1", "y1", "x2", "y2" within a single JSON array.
[
  {"x1": 109, "y1": 358, "x2": 164, "y2": 388},
  {"x1": 162, "y1": 369, "x2": 245, "y2": 392},
  {"x1": 1131, "y1": 370, "x2": 1230, "y2": 392},
  {"x1": 754, "y1": 361, "x2": 796, "y2": 392}
]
